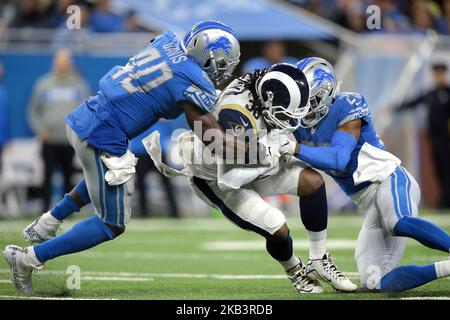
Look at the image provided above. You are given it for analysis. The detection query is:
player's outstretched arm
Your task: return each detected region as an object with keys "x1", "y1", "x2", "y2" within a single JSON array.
[
  {"x1": 395, "y1": 93, "x2": 427, "y2": 112},
  {"x1": 178, "y1": 100, "x2": 252, "y2": 160},
  {"x1": 281, "y1": 120, "x2": 362, "y2": 172}
]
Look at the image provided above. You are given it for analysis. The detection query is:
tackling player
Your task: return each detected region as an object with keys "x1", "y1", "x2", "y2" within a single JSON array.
[
  {"x1": 147, "y1": 63, "x2": 357, "y2": 293},
  {"x1": 3, "y1": 20, "x2": 243, "y2": 293},
  {"x1": 278, "y1": 57, "x2": 450, "y2": 292}
]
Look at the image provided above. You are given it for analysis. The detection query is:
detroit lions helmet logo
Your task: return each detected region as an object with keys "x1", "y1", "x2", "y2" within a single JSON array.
[
  {"x1": 204, "y1": 36, "x2": 232, "y2": 55},
  {"x1": 313, "y1": 68, "x2": 334, "y2": 83}
]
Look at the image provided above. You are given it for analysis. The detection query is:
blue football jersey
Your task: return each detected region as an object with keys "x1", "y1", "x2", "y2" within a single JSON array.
[
  {"x1": 293, "y1": 92, "x2": 384, "y2": 195},
  {"x1": 66, "y1": 31, "x2": 216, "y2": 156}
]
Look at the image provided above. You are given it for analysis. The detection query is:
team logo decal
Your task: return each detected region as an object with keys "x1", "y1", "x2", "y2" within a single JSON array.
[
  {"x1": 313, "y1": 68, "x2": 334, "y2": 83},
  {"x1": 204, "y1": 36, "x2": 232, "y2": 54}
]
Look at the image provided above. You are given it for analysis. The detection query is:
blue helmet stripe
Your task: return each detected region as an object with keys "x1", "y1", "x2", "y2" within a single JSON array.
[
  {"x1": 295, "y1": 57, "x2": 316, "y2": 70},
  {"x1": 183, "y1": 20, "x2": 237, "y2": 47}
]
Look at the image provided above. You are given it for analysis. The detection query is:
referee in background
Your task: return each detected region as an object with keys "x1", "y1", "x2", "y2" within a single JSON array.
[{"x1": 397, "y1": 63, "x2": 450, "y2": 209}]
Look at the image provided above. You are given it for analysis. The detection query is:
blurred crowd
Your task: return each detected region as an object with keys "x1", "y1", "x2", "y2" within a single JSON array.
[
  {"x1": 289, "y1": 0, "x2": 450, "y2": 34},
  {"x1": 0, "y1": 0, "x2": 149, "y2": 32},
  {"x1": 0, "y1": 0, "x2": 449, "y2": 216},
  {"x1": 2, "y1": 0, "x2": 450, "y2": 35}
]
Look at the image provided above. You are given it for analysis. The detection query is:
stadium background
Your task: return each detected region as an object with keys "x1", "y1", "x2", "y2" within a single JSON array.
[
  {"x1": 0, "y1": 0, "x2": 450, "y2": 300},
  {"x1": 0, "y1": 0, "x2": 449, "y2": 218}
]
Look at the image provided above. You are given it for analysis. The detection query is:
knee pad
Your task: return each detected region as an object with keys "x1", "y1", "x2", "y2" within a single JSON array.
[{"x1": 262, "y1": 207, "x2": 286, "y2": 235}]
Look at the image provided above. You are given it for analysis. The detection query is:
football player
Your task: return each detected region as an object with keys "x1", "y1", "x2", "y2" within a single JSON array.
[
  {"x1": 147, "y1": 63, "x2": 357, "y2": 293},
  {"x1": 3, "y1": 20, "x2": 243, "y2": 293},
  {"x1": 278, "y1": 57, "x2": 450, "y2": 292}
]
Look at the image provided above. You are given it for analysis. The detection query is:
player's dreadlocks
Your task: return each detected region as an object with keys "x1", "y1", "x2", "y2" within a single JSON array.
[{"x1": 225, "y1": 69, "x2": 267, "y2": 119}]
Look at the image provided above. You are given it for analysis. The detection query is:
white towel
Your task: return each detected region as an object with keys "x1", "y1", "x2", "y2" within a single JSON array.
[
  {"x1": 142, "y1": 130, "x2": 286, "y2": 190},
  {"x1": 101, "y1": 150, "x2": 138, "y2": 186},
  {"x1": 353, "y1": 142, "x2": 401, "y2": 185},
  {"x1": 141, "y1": 131, "x2": 191, "y2": 178}
]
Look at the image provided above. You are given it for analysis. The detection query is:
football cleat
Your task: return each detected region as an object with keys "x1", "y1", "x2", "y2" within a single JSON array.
[
  {"x1": 3, "y1": 245, "x2": 43, "y2": 294},
  {"x1": 306, "y1": 251, "x2": 358, "y2": 292},
  {"x1": 286, "y1": 260, "x2": 324, "y2": 293},
  {"x1": 22, "y1": 211, "x2": 62, "y2": 244}
]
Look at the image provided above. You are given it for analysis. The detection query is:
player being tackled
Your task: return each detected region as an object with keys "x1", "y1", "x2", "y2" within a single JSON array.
[{"x1": 145, "y1": 63, "x2": 356, "y2": 293}]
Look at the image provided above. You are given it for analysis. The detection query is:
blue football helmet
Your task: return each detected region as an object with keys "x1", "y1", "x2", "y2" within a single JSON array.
[
  {"x1": 296, "y1": 57, "x2": 340, "y2": 128},
  {"x1": 183, "y1": 20, "x2": 240, "y2": 84},
  {"x1": 256, "y1": 63, "x2": 310, "y2": 132}
]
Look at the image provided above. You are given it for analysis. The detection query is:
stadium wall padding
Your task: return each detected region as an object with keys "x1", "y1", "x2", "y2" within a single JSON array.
[{"x1": 0, "y1": 53, "x2": 128, "y2": 138}]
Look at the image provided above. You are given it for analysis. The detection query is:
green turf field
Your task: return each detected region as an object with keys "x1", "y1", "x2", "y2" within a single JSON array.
[{"x1": 0, "y1": 213, "x2": 449, "y2": 300}]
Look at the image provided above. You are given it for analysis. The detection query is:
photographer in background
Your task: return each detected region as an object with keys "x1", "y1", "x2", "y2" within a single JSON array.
[
  {"x1": 27, "y1": 48, "x2": 90, "y2": 211},
  {"x1": 396, "y1": 63, "x2": 450, "y2": 209}
]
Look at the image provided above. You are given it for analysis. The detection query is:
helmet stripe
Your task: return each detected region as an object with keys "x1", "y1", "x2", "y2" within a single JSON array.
[
  {"x1": 183, "y1": 20, "x2": 237, "y2": 47},
  {"x1": 258, "y1": 71, "x2": 302, "y2": 112}
]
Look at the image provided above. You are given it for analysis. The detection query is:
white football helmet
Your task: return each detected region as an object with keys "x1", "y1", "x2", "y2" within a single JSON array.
[
  {"x1": 295, "y1": 57, "x2": 340, "y2": 128},
  {"x1": 183, "y1": 20, "x2": 240, "y2": 84},
  {"x1": 256, "y1": 63, "x2": 310, "y2": 132}
]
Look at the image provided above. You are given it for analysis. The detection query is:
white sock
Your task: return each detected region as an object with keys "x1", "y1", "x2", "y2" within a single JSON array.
[
  {"x1": 27, "y1": 247, "x2": 44, "y2": 267},
  {"x1": 434, "y1": 260, "x2": 450, "y2": 278},
  {"x1": 307, "y1": 230, "x2": 327, "y2": 259},
  {"x1": 279, "y1": 254, "x2": 300, "y2": 272},
  {"x1": 45, "y1": 211, "x2": 62, "y2": 223}
]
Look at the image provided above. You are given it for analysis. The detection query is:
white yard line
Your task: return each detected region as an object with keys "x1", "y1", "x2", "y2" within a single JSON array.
[
  {"x1": 0, "y1": 271, "x2": 153, "y2": 283},
  {"x1": 202, "y1": 239, "x2": 357, "y2": 250},
  {"x1": 0, "y1": 215, "x2": 448, "y2": 233},
  {"x1": 80, "y1": 276, "x2": 153, "y2": 282},
  {"x1": 0, "y1": 269, "x2": 286, "y2": 280},
  {"x1": 0, "y1": 268, "x2": 359, "y2": 280},
  {"x1": 78, "y1": 251, "x2": 266, "y2": 261},
  {"x1": 1, "y1": 270, "x2": 448, "y2": 282}
]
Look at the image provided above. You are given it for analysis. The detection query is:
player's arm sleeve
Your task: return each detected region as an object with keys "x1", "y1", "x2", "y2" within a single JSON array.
[{"x1": 296, "y1": 130, "x2": 357, "y2": 172}]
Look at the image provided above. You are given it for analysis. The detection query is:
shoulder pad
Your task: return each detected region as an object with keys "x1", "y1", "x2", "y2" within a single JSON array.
[
  {"x1": 333, "y1": 92, "x2": 370, "y2": 127},
  {"x1": 217, "y1": 103, "x2": 259, "y2": 136}
]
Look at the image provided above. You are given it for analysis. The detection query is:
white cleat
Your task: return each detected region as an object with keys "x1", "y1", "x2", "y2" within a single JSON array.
[
  {"x1": 3, "y1": 245, "x2": 43, "y2": 294},
  {"x1": 306, "y1": 252, "x2": 358, "y2": 292},
  {"x1": 22, "y1": 211, "x2": 62, "y2": 244},
  {"x1": 287, "y1": 260, "x2": 324, "y2": 294}
]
